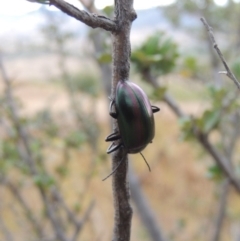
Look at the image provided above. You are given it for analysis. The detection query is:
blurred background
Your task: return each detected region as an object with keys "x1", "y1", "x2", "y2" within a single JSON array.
[{"x1": 1, "y1": 0, "x2": 240, "y2": 240}]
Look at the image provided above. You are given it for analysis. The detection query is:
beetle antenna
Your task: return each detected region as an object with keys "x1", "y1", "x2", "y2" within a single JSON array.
[
  {"x1": 140, "y1": 152, "x2": 151, "y2": 172},
  {"x1": 102, "y1": 155, "x2": 125, "y2": 181}
]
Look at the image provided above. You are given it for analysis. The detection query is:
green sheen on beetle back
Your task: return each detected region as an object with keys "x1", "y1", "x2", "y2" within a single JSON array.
[{"x1": 115, "y1": 80, "x2": 155, "y2": 154}]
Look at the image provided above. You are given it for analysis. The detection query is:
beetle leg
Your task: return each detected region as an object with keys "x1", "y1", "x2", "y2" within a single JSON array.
[
  {"x1": 109, "y1": 100, "x2": 118, "y2": 119},
  {"x1": 107, "y1": 142, "x2": 122, "y2": 154},
  {"x1": 152, "y1": 105, "x2": 160, "y2": 113},
  {"x1": 105, "y1": 132, "x2": 121, "y2": 142}
]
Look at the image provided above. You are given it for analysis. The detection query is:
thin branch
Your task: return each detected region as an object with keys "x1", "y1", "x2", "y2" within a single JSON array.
[
  {"x1": 51, "y1": 186, "x2": 95, "y2": 240},
  {"x1": 71, "y1": 200, "x2": 95, "y2": 241},
  {"x1": 141, "y1": 70, "x2": 240, "y2": 193},
  {"x1": 195, "y1": 131, "x2": 240, "y2": 192},
  {"x1": 39, "y1": 189, "x2": 69, "y2": 241},
  {"x1": 78, "y1": 0, "x2": 112, "y2": 97},
  {"x1": 211, "y1": 179, "x2": 230, "y2": 241},
  {"x1": 221, "y1": 109, "x2": 240, "y2": 162},
  {"x1": 129, "y1": 164, "x2": 167, "y2": 241},
  {"x1": 141, "y1": 70, "x2": 185, "y2": 117},
  {"x1": 165, "y1": 92, "x2": 240, "y2": 193},
  {"x1": 0, "y1": 56, "x2": 69, "y2": 241},
  {"x1": 51, "y1": 188, "x2": 79, "y2": 226},
  {"x1": 0, "y1": 57, "x2": 37, "y2": 175},
  {"x1": 6, "y1": 180, "x2": 45, "y2": 238},
  {"x1": 49, "y1": 0, "x2": 118, "y2": 32},
  {"x1": 200, "y1": 17, "x2": 240, "y2": 89}
]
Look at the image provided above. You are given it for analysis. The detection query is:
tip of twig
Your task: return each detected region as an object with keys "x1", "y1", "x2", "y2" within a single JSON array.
[
  {"x1": 200, "y1": 17, "x2": 206, "y2": 24},
  {"x1": 218, "y1": 71, "x2": 227, "y2": 75}
]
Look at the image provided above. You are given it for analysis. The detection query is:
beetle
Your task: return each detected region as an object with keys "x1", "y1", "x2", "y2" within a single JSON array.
[{"x1": 103, "y1": 80, "x2": 160, "y2": 180}]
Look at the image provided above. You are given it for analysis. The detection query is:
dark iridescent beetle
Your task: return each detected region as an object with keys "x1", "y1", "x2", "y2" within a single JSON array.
[{"x1": 103, "y1": 80, "x2": 160, "y2": 180}]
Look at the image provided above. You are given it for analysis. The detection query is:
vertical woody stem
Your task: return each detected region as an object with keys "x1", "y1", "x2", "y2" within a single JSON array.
[{"x1": 111, "y1": 0, "x2": 136, "y2": 240}]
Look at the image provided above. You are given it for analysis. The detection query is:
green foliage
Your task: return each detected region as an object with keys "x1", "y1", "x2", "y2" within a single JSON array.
[
  {"x1": 102, "y1": 5, "x2": 114, "y2": 17},
  {"x1": 182, "y1": 55, "x2": 199, "y2": 78},
  {"x1": 207, "y1": 164, "x2": 224, "y2": 181},
  {"x1": 29, "y1": 110, "x2": 60, "y2": 139},
  {"x1": 197, "y1": 109, "x2": 221, "y2": 134},
  {"x1": 97, "y1": 53, "x2": 112, "y2": 64},
  {"x1": 93, "y1": 35, "x2": 112, "y2": 64},
  {"x1": 0, "y1": 138, "x2": 30, "y2": 175},
  {"x1": 231, "y1": 57, "x2": 240, "y2": 81},
  {"x1": 179, "y1": 116, "x2": 195, "y2": 141},
  {"x1": 41, "y1": 22, "x2": 75, "y2": 47},
  {"x1": 180, "y1": 84, "x2": 240, "y2": 141},
  {"x1": 55, "y1": 164, "x2": 69, "y2": 178},
  {"x1": 0, "y1": 141, "x2": 19, "y2": 173},
  {"x1": 150, "y1": 86, "x2": 167, "y2": 100},
  {"x1": 70, "y1": 73, "x2": 100, "y2": 98},
  {"x1": 131, "y1": 31, "x2": 179, "y2": 77},
  {"x1": 73, "y1": 202, "x2": 82, "y2": 213},
  {"x1": 208, "y1": 85, "x2": 228, "y2": 108},
  {"x1": 33, "y1": 173, "x2": 55, "y2": 189},
  {"x1": 30, "y1": 139, "x2": 42, "y2": 153},
  {"x1": 179, "y1": 86, "x2": 223, "y2": 140},
  {"x1": 1, "y1": 141, "x2": 18, "y2": 162},
  {"x1": 180, "y1": 55, "x2": 211, "y2": 81},
  {"x1": 184, "y1": 56, "x2": 198, "y2": 71},
  {"x1": 65, "y1": 131, "x2": 86, "y2": 149},
  {"x1": 164, "y1": 0, "x2": 238, "y2": 32}
]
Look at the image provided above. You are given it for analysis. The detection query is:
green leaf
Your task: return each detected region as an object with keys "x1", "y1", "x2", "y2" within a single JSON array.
[
  {"x1": 131, "y1": 31, "x2": 179, "y2": 77},
  {"x1": 231, "y1": 57, "x2": 240, "y2": 81},
  {"x1": 102, "y1": 6, "x2": 114, "y2": 17},
  {"x1": 34, "y1": 173, "x2": 55, "y2": 189},
  {"x1": 150, "y1": 86, "x2": 167, "y2": 100},
  {"x1": 207, "y1": 164, "x2": 223, "y2": 181},
  {"x1": 55, "y1": 165, "x2": 69, "y2": 178},
  {"x1": 207, "y1": 85, "x2": 227, "y2": 108},
  {"x1": 65, "y1": 132, "x2": 86, "y2": 148},
  {"x1": 97, "y1": 53, "x2": 112, "y2": 64},
  {"x1": 179, "y1": 117, "x2": 195, "y2": 141},
  {"x1": 183, "y1": 56, "x2": 198, "y2": 72},
  {"x1": 70, "y1": 73, "x2": 100, "y2": 97},
  {"x1": 0, "y1": 141, "x2": 25, "y2": 174},
  {"x1": 73, "y1": 203, "x2": 82, "y2": 213},
  {"x1": 199, "y1": 109, "x2": 221, "y2": 134}
]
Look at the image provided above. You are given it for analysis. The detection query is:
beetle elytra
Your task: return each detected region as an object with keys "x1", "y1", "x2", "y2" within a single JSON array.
[{"x1": 103, "y1": 80, "x2": 159, "y2": 180}]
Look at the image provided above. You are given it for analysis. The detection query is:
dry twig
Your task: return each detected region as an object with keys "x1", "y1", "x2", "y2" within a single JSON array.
[
  {"x1": 211, "y1": 179, "x2": 230, "y2": 241},
  {"x1": 141, "y1": 68, "x2": 240, "y2": 193},
  {"x1": 200, "y1": 17, "x2": 240, "y2": 89},
  {"x1": 0, "y1": 57, "x2": 68, "y2": 241},
  {"x1": 49, "y1": 0, "x2": 118, "y2": 31}
]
